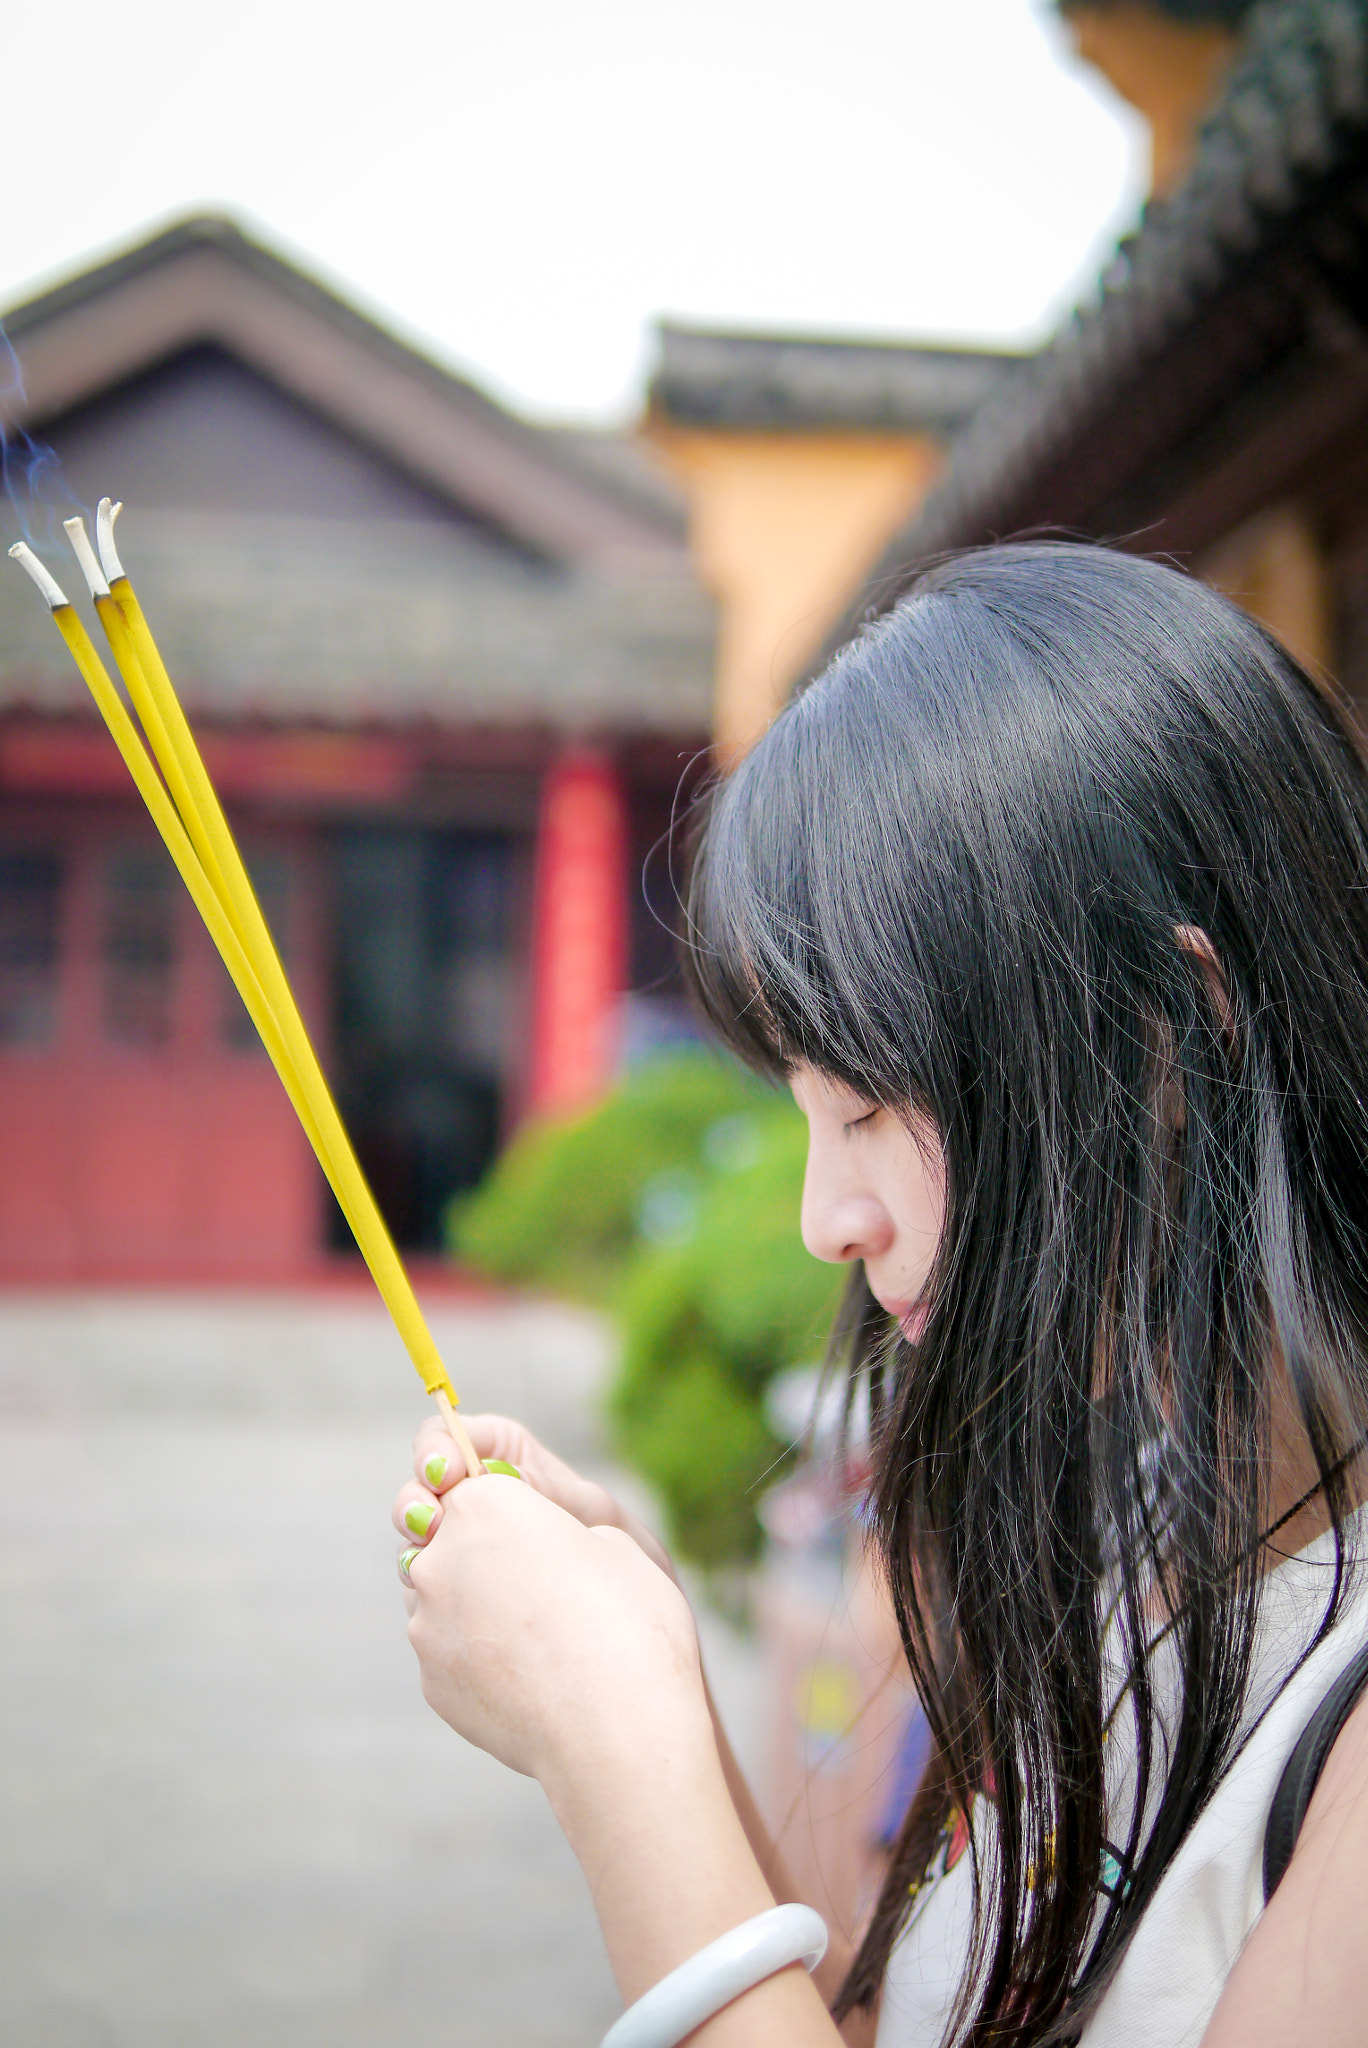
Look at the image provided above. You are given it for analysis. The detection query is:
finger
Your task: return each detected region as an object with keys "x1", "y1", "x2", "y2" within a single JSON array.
[
  {"x1": 588, "y1": 1518, "x2": 679, "y2": 1587},
  {"x1": 457, "y1": 1413, "x2": 540, "y2": 1471},
  {"x1": 393, "y1": 1483, "x2": 443, "y2": 1544},
  {"x1": 397, "y1": 1546, "x2": 422, "y2": 1609},
  {"x1": 411, "y1": 1415, "x2": 479, "y2": 1490},
  {"x1": 589, "y1": 1523, "x2": 647, "y2": 1560},
  {"x1": 411, "y1": 1422, "x2": 470, "y2": 1493}
]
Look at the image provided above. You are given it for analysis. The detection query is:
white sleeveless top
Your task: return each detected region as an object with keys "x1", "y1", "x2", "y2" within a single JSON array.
[{"x1": 877, "y1": 1515, "x2": 1368, "y2": 2048}]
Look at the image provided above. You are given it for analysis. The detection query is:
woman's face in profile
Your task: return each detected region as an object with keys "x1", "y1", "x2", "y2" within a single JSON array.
[{"x1": 789, "y1": 1063, "x2": 946, "y2": 1342}]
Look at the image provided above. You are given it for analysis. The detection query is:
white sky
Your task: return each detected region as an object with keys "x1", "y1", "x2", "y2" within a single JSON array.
[{"x1": 5, "y1": 0, "x2": 1147, "y2": 423}]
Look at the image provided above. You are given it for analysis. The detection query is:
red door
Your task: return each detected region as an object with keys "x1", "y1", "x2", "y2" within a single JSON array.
[{"x1": 0, "y1": 802, "x2": 322, "y2": 1281}]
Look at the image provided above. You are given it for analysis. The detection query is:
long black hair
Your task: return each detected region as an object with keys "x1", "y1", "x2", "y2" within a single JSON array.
[{"x1": 681, "y1": 543, "x2": 1368, "y2": 2043}]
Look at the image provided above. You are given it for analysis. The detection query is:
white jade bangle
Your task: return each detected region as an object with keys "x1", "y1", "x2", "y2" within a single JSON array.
[{"x1": 601, "y1": 1903, "x2": 829, "y2": 2048}]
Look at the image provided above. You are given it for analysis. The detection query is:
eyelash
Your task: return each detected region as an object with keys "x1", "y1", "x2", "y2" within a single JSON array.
[{"x1": 844, "y1": 1109, "x2": 879, "y2": 1135}]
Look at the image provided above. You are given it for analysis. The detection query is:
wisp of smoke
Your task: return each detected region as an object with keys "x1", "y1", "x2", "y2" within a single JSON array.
[{"x1": 0, "y1": 323, "x2": 88, "y2": 548}]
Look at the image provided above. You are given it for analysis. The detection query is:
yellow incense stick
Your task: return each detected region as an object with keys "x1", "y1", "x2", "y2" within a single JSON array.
[
  {"x1": 53, "y1": 602, "x2": 331, "y2": 1150},
  {"x1": 71, "y1": 521, "x2": 384, "y2": 1275},
  {"x1": 50, "y1": 519, "x2": 477, "y2": 1467},
  {"x1": 9, "y1": 526, "x2": 480, "y2": 1477}
]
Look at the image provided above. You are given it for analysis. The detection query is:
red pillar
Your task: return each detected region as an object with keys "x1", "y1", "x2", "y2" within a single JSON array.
[{"x1": 527, "y1": 748, "x2": 628, "y2": 1119}]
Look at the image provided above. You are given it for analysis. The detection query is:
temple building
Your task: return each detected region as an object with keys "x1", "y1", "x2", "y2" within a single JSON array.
[
  {"x1": 847, "y1": 0, "x2": 1368, "y2": 700},
  {"x1": 0, "y1": 216, "x2": 713, "y2": 1280},
  {"x1": 644, "y1": 324, "x2": 1010, "y2": 759}
]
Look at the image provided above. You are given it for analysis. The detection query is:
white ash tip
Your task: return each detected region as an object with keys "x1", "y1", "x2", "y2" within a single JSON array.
[
  {"x1": 63, "y1": 516, "x2": 110, "y2": 599},
  {"x1": 8, "y1": 542, "x2": 69, "y2": 610},
  {"x1": 95, "y1": 497, "x2": 125, "y2": 581}
]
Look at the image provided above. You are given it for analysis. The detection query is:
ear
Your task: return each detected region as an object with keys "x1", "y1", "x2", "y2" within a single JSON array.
[{"x1": 1174, "y1": 924, "x2": 1237, "y2": 1046}]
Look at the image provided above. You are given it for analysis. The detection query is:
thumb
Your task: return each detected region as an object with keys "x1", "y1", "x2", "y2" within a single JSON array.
[
  {"x1": 587, "y1": 1524, "x2": 684, "y2": 1597},
  {"x1": 588, "y1": 1523, "x2": 646, "y2": 1561}
]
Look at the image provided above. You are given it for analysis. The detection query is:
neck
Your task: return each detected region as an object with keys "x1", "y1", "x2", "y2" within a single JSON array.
[{"x1": 1264, "y1": 1358, "x2": 1367, "y2": 1562}]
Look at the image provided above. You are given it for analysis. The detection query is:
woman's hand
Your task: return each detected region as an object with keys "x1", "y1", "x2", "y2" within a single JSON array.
[
  {"x1": 403, "y1": 1470, "x2": 707, "y2": 1788},
  {"x1": 392, "y1": 1412, "x2": 676, "y2": 1587},
  {"x1": 391, "y1": 1412, "x2": 697, "y2": 1790},
  {"x1": 388, "y1": 1416, "x2": 845, "y2": 2044}
]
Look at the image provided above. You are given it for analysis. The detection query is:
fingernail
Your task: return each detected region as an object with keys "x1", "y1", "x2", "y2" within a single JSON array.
[
  {"x1": 424, "y1": 1452, "x2": 449, "y2": 1488},
  {"x1": 404, "y1": 1500, "x2": 436, "y2": 1536},
  {"x1": 484, "y1": 1458, "x2": 522, "y2": 1480},
  {"x1": 398, "y1": 1546, "x2": 420, "y2": 1581}
]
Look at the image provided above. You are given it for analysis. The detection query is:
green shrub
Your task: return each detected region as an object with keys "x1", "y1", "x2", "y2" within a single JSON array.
[
  {"x1": 448, "y1": 1052, "x2": 769, "y2": 1301},
  {"x1": 609, "y1": 1116, "x2": 843, "y2": 1563},
  {"x1": 622, "y1": 1349, "x2": 779, "y2": 1570},
  {"x1": 448, "y1": 1053, "x2": 844, "y2": 1568}
]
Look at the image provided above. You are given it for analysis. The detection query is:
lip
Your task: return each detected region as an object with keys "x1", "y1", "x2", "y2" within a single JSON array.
[
  {"x1": 898, "y1": 1301, "x2": 930, "y2": 1343},
  {"x1": 874, "y1": 1293, "x2": 930, "y2": 1343}
]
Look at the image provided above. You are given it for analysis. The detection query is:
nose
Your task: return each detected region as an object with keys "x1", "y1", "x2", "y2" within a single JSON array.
[{"x1": 800, "y1": 1140, "x2": 894, "y2": 1267}]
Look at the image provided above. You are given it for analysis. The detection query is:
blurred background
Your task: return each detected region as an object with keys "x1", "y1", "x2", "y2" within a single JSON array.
[{"x1": 0, "y1": 0, "x2": 1361, "y2": 2040}]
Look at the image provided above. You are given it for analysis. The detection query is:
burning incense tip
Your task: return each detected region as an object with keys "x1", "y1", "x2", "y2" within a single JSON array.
[
  {"x1": 96, "y1": 497, "x2": 125, "y2": 582},
  {"x1": 63, "y1": 516, "x2": 111, "y2": 600},
  {"x1": 8, "y1": 542, "x2": 69, "y2": 610}
]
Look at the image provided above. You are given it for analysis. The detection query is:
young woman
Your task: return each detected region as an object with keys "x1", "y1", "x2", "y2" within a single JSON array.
[{"x1": 392, "y1": 543, "x2": 1368, "y2": 2046}]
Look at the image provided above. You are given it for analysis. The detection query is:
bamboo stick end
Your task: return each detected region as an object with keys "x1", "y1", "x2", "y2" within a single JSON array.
[{"x1": 432, "y1": 1387, "x2": 484, "y2": 1478}]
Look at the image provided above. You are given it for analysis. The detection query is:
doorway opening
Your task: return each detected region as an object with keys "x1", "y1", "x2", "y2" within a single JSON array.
[{"x1": 328, "y1": 825, "x2": 519, "y2": 1253}]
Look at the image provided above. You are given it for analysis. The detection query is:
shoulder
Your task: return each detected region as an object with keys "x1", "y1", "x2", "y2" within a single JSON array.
[
  {"x1": 1283, "y1": 1665, "x2": 1368, "y2": 1902},
  {"x1": 1082, "y1": 1556, "x2": 1368, "y2": 2048},
  {"x1": 1198, "y1": 1681, "x2": 1368, "y2": 2045}
]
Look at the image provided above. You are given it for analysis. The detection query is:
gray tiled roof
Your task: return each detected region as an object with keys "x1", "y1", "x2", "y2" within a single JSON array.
[
  {"x1": 649, "y1": 324, "x2": 1014, "y2": 434},
  {"x1": 0, "y1": 217, "x2": 715, "y2": 736},
  {"x1": 0, "y1": 512, "x2": 714, "y2": 735},
  {"x1": 881, "y1": 0, "x2": 1368, "y2": 573},
  {"x1": 1, "y1": 216, "x2": 690, "y2": 571},
  {"x1": 1058, "y1": 1, "x2": 1256, "y2": 21}
]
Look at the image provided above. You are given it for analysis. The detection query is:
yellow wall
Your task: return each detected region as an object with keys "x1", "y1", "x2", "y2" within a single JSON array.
[
  {"x1": 645, "y1": 424, "x2": 942, "y2": 761},
  {"x1": 1199, "y1": 504, "x2": 1333, "y2": 678},
  {"x1": 1064, "y1": 3, "x2": 1238, "y2": 198}
]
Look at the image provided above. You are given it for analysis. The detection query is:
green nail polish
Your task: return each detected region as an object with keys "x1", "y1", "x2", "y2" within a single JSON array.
[
  {"x1": 485, "y1": 1458, "x2": 523, "y2": 1480},
  {"x1": 398, "y1": 1547, "x2": 420, "y2": 1578},
  {"x1": 424, "y1": 1453, "x2": 449, "y2": 1488},
  {"x1": 404, "y1": 1500, "x2": 436, "y2": 1536}
]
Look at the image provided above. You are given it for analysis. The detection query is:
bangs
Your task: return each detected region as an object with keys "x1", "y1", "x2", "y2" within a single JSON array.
[{"x1": 681, "y1": 659, "x2": 938, "y2": 1108}]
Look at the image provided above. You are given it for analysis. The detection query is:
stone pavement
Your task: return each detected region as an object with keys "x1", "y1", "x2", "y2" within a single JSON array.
[{"x1": 0, "y1": 1287, "x2": 762, "y2": 2048}]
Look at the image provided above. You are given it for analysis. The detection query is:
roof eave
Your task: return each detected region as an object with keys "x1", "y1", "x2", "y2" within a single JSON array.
[{"x1": 1, "y1": 214, "x2": 689, "y2": 570}]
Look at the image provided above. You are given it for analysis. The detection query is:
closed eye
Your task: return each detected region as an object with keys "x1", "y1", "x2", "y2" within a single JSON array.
[{"x1": 844, "y1": 1107, "x2": 880, "y2": 1135}]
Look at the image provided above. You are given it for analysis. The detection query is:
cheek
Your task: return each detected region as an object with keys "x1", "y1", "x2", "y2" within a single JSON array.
[{"x1": 887, "y1": 1142, "x2": 947, "y2": 1260}]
